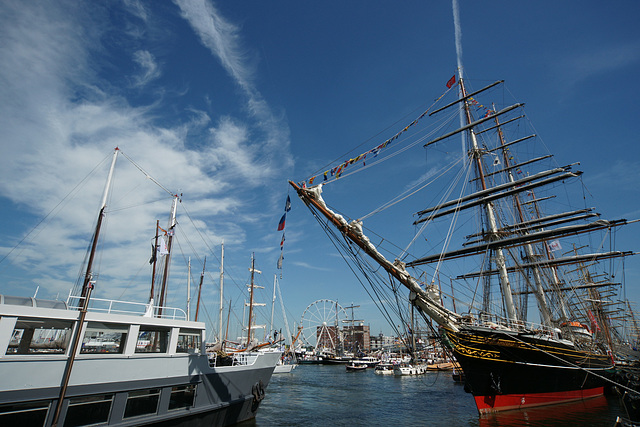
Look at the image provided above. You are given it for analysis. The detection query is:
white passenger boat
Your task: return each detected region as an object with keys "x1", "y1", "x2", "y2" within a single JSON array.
[
  {"x1": 0, "y1": 295, "x2": 279, "y2": 426},
  {"x1": 0, "y1": 148, "x2": 280, "y2": 426}
]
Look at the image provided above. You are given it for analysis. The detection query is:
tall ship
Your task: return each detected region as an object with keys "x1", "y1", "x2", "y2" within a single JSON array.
[
  {"x1": 289, "y1": 70, "x2": 637, "y2": 413},
  {"x1": 0, "y1": 148, "x2": 279, "y2": 426}
]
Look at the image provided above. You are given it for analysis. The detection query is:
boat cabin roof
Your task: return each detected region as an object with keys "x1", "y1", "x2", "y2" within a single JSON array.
[{"x1": 0, "y1": 295, "x2": 67, "y2": 310}]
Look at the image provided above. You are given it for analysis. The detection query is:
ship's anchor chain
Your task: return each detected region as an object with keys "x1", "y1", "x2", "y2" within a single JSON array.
[{"x1": 251, "y1": 380, "x2": 266, "y2": 411}]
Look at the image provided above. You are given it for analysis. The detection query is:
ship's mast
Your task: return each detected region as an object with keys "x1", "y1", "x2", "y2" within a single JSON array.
[
  {"x1": 53, "y1": 147, "x2": 119, "y2": 427},
  {"x1": 187, "y1": 257, "x2": 191, "y2": 320},
  {"x1": 195, "y1": 257, "x2": 206, "y2": 322},
  {"x1": 219, "y1": 242, "x2": 224, "y2": 342},
  {"x1": 459, "y1": 77, "x2": 518, "y2": 325},
  {"x1": 150, "y1": 220, "x2": 160, "y2": 305},
  {"x1": 158, "y1": 194, "x2": 179, "y2": 318},
  {"x1": 246, "y1": 254, "x2": 262, "y2": 346},
  {"x1": 493, "y1": 114, "x2": 553, "y2": 327},
  {"x1": 270, "y1": 274, "x2": 277, "y2": 341},
  {"x1": 79, "y1": 148, "x2": 119, "y2": 301}
]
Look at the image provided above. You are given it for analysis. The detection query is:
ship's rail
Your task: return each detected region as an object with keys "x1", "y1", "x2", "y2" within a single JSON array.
[
  {"x1": 66, "y1": 296, "x2": 187, "y2": 320},
  {"x1": 207, "y1": 350, "x2": 260, "y2": 367},
  {"x1": 464, "y1": 312, "x2": 561, "y2": 336},
  {"x1": 231, "y1": 352, "x2": 260, "y2": 366}
]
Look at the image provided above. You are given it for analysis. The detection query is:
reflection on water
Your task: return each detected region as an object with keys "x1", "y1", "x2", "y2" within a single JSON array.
[{"x1": 245, "y1": 364, "x2": 625, "y2": 427}]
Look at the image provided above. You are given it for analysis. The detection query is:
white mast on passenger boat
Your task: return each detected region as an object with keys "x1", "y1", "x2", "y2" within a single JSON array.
[
  {"x1": 219, "y1": 241, "x2": 224, "y2": 342},
  {"x1": 53, "y1": 147, "x2": 119, "y2": 427},
  {"x1": 187, "y1": 257, "x2": 191, "y2": 320}
]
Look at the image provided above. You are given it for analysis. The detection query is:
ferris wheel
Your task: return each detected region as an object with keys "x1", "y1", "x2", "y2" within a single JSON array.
[{"x1": 300, "y1": 299, "x2": 348, "y2": 352}]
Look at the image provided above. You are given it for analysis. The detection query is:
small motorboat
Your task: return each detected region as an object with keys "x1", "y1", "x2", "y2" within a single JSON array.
[{"x1": 346, "y1": 362, "x2": 368, "y2": 371}]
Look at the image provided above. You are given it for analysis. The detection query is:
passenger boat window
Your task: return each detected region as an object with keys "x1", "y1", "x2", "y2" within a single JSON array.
[
  {"x1": 80, "y1": 322, "x2": 127, "y2": 354},
  {"x1": 135, "y1": 327, "x2": 170, "y2": 353},
  {"x1": 168, "y1": 385, "x2": 196, "y2": 410},
  {"x1": 123, "y1": 388, "x2": 160, "y2": 418},
  {"x1": 176, "y1": 329, "x2": 201, "y2": 353},
  {"x1": 64, "y1": 394, "x2": 113, "y2": 427},
  {"x1": 6, "y1": 317, "x2": 73, "y2": 355},
  {"x1": 0, "y1": 400, "x2": 50, "y2": 425}
]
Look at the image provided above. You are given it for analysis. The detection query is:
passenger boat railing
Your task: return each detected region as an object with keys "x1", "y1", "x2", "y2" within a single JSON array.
[
  {"x1": 66, "y1": 295, "x2": 187, "y2": 320},
  {"x1": 232, "y1": 352, "x2": 259, "y2": 366}
]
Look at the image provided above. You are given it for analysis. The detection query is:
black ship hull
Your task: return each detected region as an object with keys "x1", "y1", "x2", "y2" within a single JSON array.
[{"x1": 443, "y1": 326, "x2": 614, "y2": 413}]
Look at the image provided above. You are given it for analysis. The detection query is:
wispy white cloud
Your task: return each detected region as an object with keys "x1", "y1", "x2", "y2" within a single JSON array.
[
  {"x1": 123, "y1": 0, "x2": 149, "y2": 23},
  {"x1": 291, "y1": 261, "x2": 332, "y2": 272},
  {"x1": 0, "y1": 0, "x2": 292, "y2": 301},
  {"x1": 554, "y1": 40, "x2": 640, "y2": 86},
  {"x1": 175, "y1": 0, "x2": 293, "y2": 171},
  {"x1": 173, "y1": 0, "x2": 256, "y2": 93},
  {"x1": 132, "y1": 50, "x2": 161, "y2": 87}
]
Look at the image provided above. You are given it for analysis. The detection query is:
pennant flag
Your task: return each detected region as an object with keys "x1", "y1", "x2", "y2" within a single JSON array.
[
  {"x1": 277, "y1": 213, "x2": 286, "y2": 231},
  {"x1": 149, "y1": 243, "x2": 157, "y2": 264},
  {"x1": 280, "y1": 233, "x2": 285, "y2": 247},
  {"x1": 309, "y1": 82, "x2": 452, "y2": 186},
  {"x1": 446, "y1": 75, "x2": 456, "y2": 88},
  {"x1": 285, "y1": 195, "x2": 291, "y2": 212},
  {"x1": 277, "y1": 251, "x2": 283, "y2": 269},
  {"x1": 158, "y1": 236, "x2": 169, "y2": 256},
  {"x1": 547, "y1": 239, "x2": 562, "y2": 252}
]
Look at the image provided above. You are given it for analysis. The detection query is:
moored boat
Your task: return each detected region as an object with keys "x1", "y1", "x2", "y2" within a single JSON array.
[
  {"x1": 374, "y1": 362, "x2": 395, "y2": 375},
  {"x1": 0, "y1": 148, "x2": 280, "y2": 426},
  {"x1": 0, "y1": 294, "x2": 279, "y2": 426},
  {"x1": 393, "y1": 362, "x2": 427, "y2": 376},
  {"x1": 350, "y1": 356, "x2": 380, "y2": 367},
  {"x1": 289, "y1": 59, "x2": 635, "y2": 413},
  {"x1": 346, "y1": 361, "x2": 368, "y2": 371}
]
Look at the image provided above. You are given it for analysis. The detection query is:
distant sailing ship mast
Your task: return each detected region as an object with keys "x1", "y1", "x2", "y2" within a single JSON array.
[{"x1": 244, "y1": 254, "x2": 265, "y2": 349}]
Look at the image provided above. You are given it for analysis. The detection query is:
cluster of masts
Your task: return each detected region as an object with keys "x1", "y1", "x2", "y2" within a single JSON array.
[{"x1": 290, "y1": 76, "x2": 639, "y2": 352}]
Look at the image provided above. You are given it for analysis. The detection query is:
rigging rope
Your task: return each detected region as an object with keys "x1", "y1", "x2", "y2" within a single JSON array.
[
  {"x1": 119, "y1": 150, "x2": 175, "y2": 196},
  {"x1": 0, "y1": 152, "x2": 113, "y2": 270},
  {"x1": 308, "y1": 85, "x2": 458, "y2": 182},
  {"x1": 306, "y1": 202, "x2": 410, "y2": 341}
]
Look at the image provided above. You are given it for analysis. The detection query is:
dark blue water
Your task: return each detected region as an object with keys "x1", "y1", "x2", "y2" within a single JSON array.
[{"x1": 245, "y1": 364, "x2": 628, "y2": 426}]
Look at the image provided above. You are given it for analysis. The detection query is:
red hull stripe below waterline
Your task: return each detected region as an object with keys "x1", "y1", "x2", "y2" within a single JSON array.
[{"x1": 474, "y1": 386, "x2": 604, "y2": 413}]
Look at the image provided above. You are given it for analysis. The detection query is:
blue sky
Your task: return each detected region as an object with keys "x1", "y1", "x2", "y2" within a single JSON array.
[{"x1": 1, "y1": 0, "x2": 639, "y2": 341}]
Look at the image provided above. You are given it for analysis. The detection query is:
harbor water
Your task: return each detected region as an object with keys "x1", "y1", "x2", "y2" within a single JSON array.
[{"x1": 243, "y1": 364, "x2": 627, "y2": 426}]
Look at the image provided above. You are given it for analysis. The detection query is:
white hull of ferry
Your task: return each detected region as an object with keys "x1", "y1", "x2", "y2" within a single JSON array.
[{"x1": 0, "y1": 295, "x2": 280, "y2": 427}]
